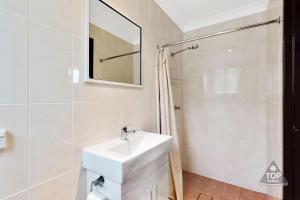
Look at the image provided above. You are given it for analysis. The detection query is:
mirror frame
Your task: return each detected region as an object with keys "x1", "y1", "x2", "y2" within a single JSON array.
[{"x1": 84, "y1": 0, "x2": 143, "y2": 88}]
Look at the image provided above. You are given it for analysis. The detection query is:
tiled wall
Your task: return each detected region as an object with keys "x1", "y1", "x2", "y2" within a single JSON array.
[
  {"x1": 0, "y1": 0, "x2": 183, "y2": 199},
  {"x1": 266, "y1": 0, "x2": 283, "y2": 198},
  {"x1": 182, "y1": 11, "x2": 282, "y2": 196}
]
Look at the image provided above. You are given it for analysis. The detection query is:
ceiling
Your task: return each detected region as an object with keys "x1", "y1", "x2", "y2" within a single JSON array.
[{"x1": 154, "y1": 0, "x2": 269, "y2": 32}]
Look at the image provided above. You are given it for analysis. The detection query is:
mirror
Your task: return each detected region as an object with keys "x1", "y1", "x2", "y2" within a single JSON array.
[{"x1": 85, "y1": 0, "x2": 142, "y2": 87}]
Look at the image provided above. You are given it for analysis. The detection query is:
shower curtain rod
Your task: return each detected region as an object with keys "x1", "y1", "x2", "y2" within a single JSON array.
[
  {"x1": 99, "y1": 50, "x2": 140, "y2": 63},
  {"x1": 157, "y1": 17, "x2": 281, "y2": 49}
]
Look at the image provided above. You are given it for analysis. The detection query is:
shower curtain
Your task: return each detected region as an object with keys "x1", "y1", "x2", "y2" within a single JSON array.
[{"x1": 155, "y1": 48, "x2": 183, "y2": 200}]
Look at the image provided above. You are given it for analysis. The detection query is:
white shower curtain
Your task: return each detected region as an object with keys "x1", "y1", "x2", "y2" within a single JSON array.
[{"x1": 155, "y1": 48, "x2": 183, "y2": 200}]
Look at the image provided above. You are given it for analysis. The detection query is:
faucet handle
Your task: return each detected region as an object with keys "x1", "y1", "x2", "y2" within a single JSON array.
[
  {"x1": 121, "y1": 124, "x2": 135, "y2": 140},
  {"x1": 122, "y1": 124, "x2": 132, "y2": 131},
  {"x1": 122, "y1": 126, "x2": 128, "y2": 132}
]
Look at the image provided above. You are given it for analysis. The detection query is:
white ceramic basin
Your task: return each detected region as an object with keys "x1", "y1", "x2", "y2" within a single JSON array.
[{"x1": 82, "y1": 131, "x2": 172, "y2": 183}]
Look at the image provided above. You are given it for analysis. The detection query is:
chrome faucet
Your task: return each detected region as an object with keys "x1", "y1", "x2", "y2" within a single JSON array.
[{"x1": 121, "y1": 125, "x2": 136, "y2": 140}]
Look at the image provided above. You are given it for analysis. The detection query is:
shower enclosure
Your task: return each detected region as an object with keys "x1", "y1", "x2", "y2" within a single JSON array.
[{"x1": 163, "y1": 0, "x2": 283, "y2": 199}]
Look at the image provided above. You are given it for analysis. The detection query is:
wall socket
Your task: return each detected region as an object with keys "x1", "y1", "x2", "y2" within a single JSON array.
[{"x1": 0, "y1": 129, "x2": 7, "y2": 150}]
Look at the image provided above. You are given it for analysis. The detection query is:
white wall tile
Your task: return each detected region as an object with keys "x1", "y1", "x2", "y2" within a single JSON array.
[
  {"x1": 30, "y1": 172, "x2": 73, "y2": 200},
  {"x1": 182, "y1": 12, "x2": 272, "y2": 193},
  {"x1": 99, "y1": 101, "x2": 123, "y2": 137},
  {"x1": 119, "y1": 101, "x2": 141, "y2": 129},
  {"x1": 30, "y1": 104, "x2": 72, "y2": 185},
  {"x1": 181, "y1": 8, "x2": 283, "y2": 197},
  {"x1": 4, "y1": 191, "x2": 28, "y2": 200},
  {"x1": 73, "y1": 103, "x2": 102, "y2": 167},
  {"x1": 137, "y1": 101, "x2": 156, "y2": 132},
  {"x1": 0, "y1": 0, "x2": 183, "y2": 199},
  {"x1": 72, "y1": 168, "x2": 87, "y2": 200},
  {"x1": 0, "y1": 105, "x2": 28, "y2": 199},
  {"x1": 266, "y1": 0, "x2": 283, "y2": 198},
  {"x1": 0, "y1": 0, "x2": 28, "y2": 17},
  {"x1": 72, "y1": 37, "x2": 85, "y2": 71},
  {"x1": 71, "y1": 0, "x2": 85, "y2": 37},
  {"x1": 29, "y1": 0, "x2": 71, "y2": 33},
  {"x1": 29, "y1": 23, "x2": 72, "y2": 104},
  {"x1": 0, "y1": 11, "x2": 28, "y2": 104}
]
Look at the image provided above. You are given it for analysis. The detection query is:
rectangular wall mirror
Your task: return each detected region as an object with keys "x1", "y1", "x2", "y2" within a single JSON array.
[{"x1": 85, "y1": 0, "x2": 142, "y2": 87}]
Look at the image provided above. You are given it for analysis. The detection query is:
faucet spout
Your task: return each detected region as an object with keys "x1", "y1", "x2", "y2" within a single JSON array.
[{"x1": 121, "y1": 125, "x2": 136, "y2": 140}]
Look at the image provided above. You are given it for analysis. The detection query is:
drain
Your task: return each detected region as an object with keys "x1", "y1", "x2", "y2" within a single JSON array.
[{"x1": 197, "y1": 192, "x2": 213, "y2": 200}]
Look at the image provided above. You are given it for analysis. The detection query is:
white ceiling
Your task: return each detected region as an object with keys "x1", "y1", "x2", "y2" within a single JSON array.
[{"x1": 154, "y1": 0, "x2": 269, "y2": 32}]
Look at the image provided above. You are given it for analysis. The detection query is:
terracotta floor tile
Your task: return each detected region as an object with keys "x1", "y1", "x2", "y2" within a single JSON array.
[
  {"x1": 221, "y1": 183, "x2": 240, "y2": 193},
  {"x1": 183, "y1": 171, "x2": 278, "y2": 200},
  {"x1": 240, "y1": 188, "x2": 267, "y2": 200},
  {"x1": 220, "y1": 190, "x2": 239, "y2": 200},
  {"x1": 197, "y1": 194, "x2": 212, "y2": 200},
  {"x1": 183, "y1": 188, "x2": 200, "y2": 200},
  {"x1": 239, "y1": 197, "x2": 252, "y2": 200},
  {"x1": 184, "y1": 193, "x2": 199, "y2": 200},
  {"x1": 219, "y1": 182, "x2": 240, "y2": 200},
  {"x1": 266, "y1": 196, "x2": 281, "y2": 200}
]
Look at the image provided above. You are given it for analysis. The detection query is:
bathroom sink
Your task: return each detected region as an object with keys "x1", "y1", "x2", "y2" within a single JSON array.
[{"x1": 82, "y1": 131, "x2": 172, "y2": 183}]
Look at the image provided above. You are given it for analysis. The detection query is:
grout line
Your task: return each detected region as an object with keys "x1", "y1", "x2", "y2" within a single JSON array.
[
  {"x1": 27, "y1": 0, "x2": 31, "y2": 197},
  {"x1": 72, "y1": 34, "x2": 84, "y2": 40},
  {"x1": 29, "y1": 102, "x2": 73, "y2": 105},
  {"x1": 196, "y1": 192, "x2": 213, "y2": 200},
  {"x1": 0, "y1": 189, "x2": 29, "y2": 200},
  {"x1": 3, "y1": 2, "x2": 77, "y2": 200},
  {"x1": 196, "y1": 192, "x2": 201, "y2": 200},
  {"x1": 71, "y1": 0, "x2": 75, "y2": 198},
  {"x1": 184, "y1": 171, "x2": 274, "y2": 200},
  {"x1": 0, "y1": 104, "x2": 28, "y2": 106},
  {"x1": 0, "y1": 7, "x2": 28, "y2": 20},
  {"x1": 218, "y1": 182, "x2": 225, "y2": 200},
  {"x1": 1, "y1": 4, "x2": 72, "y2": 36},
  {"x1": 1, "y1": 169, "x2": 75, "y2": 200},
  {"x1": 238, "y1": 187, "x2": 241, "y2": 200},
  {"x1": 29, "y1": 18, "x2": 71, "y2": 35},
  {"x1": 72, "y1": 99, "x2": 155, "y2": 104}
]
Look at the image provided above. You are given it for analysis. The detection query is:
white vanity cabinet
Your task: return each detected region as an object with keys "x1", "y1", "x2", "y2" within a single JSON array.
[
  {"x1": 123, "y1": 162, "x2": 169, "y2": 200},
  {"x1": 83, "y1": 132, "x2": 172, "y2": 200}
]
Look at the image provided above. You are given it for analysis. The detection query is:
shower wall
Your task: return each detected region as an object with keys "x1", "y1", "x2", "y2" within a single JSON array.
[
  {"x1": 266, "y1": 0, "x2": 283, "y2": 198},
  {"x1": 182, "y1": 9, "x2": 282, "y2": 197}
]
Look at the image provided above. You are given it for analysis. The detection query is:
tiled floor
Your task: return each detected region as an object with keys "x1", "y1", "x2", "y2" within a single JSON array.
[{"x1": 183, "y1": 171, "x2": 280, "y2": 200}]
